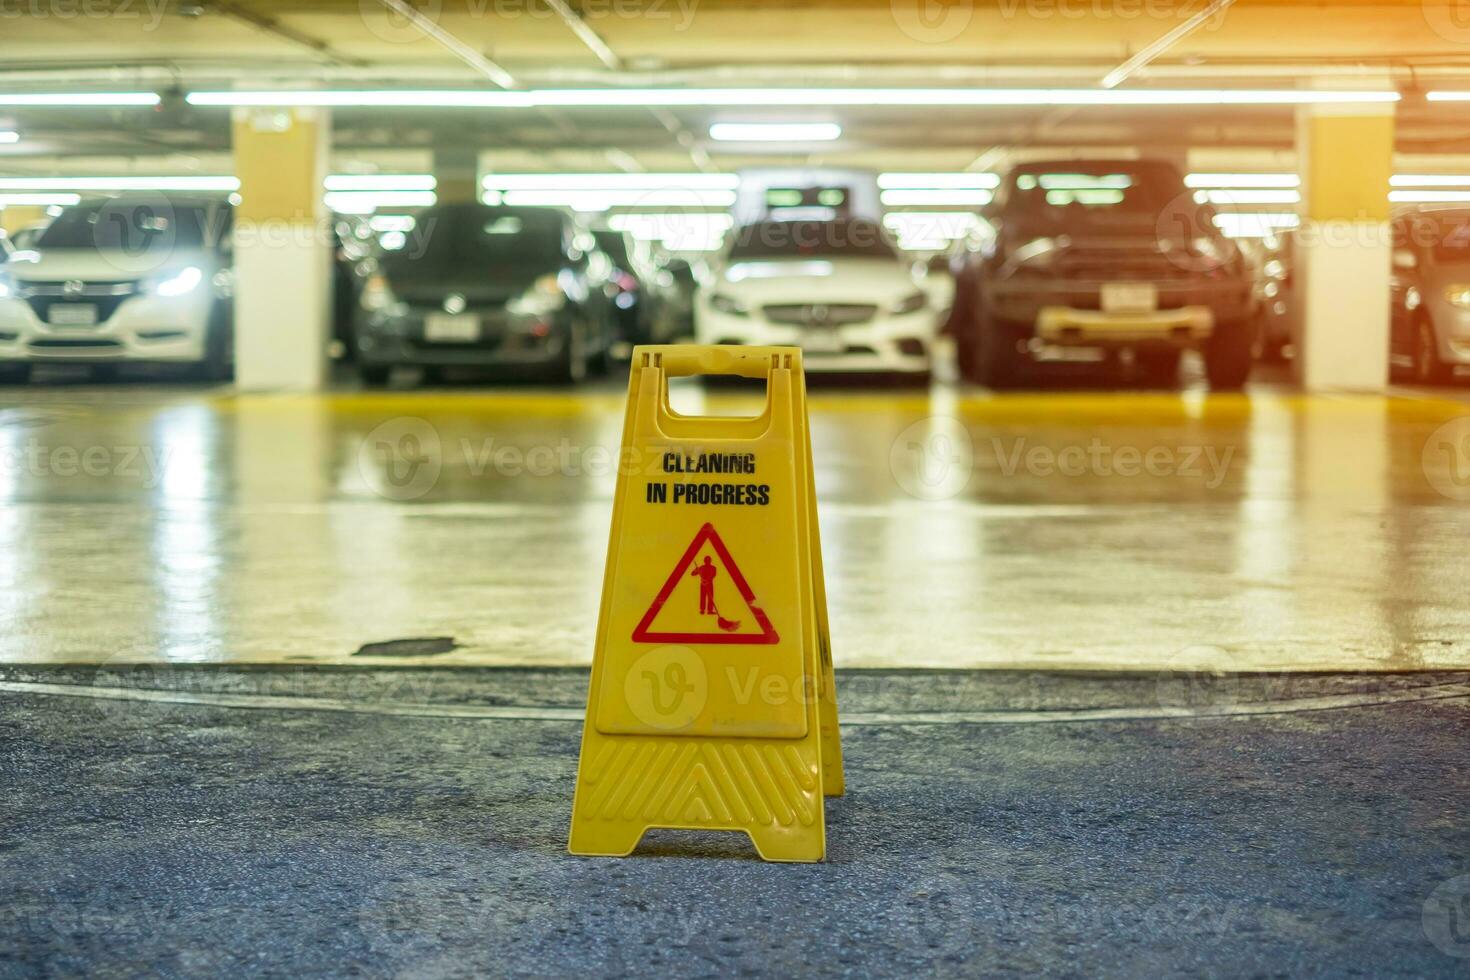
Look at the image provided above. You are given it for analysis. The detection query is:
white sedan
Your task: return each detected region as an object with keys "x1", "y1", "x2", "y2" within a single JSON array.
[{"x1": 695, "y1": 218, "x2": 938, "y2": 378}]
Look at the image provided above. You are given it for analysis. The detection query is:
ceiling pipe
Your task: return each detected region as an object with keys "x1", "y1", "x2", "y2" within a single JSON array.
[
  {"x1": 540, "y1": 0, "x2": 622, "y2": 71},
  {"x1": 2, "y1": 60, "x2": 1470, "y2": 90},
  {"x1": 1100, "y1": 0, "x2": 1237, "y2": 89},
  {"x1": 369, "y1": 0, "x2": 517, "y2": 88}
]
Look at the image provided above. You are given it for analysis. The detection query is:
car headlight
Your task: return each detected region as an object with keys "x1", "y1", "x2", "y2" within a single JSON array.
[
  {"x1": 155, "y1": 266, "x2": 202, "y2": 297},
  {"x1": 1444, "y1": 285, "x2": 1470, "y2": 308},
  {"x1": 507, "y1": 273, "x2": 567, "y2": 317},
  {"x1": 709, "y1": 292, "x2": 749, "y2": 317},
  {"x1": 890, "y1": 291, "x2": 927, "y2": 315}
]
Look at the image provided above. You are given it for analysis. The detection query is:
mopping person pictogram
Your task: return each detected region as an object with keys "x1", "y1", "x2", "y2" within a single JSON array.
[{"x1": 691, "y1": 554, "x2": 741, "y2": 632}]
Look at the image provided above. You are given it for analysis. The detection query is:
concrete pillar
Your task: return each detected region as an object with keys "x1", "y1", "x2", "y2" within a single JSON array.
[
  {"x1": 433, "y1": 147, "x2": 479, "y2": 205},
  {"x1": 1294, "y1": 94, "x2": 1395, "y2": 391},
  {"x1": 231, "y1": 107, "x2": 332, "y2": 391}
]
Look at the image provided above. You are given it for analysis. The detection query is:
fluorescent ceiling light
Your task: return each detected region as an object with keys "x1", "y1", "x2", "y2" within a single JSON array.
[
  {"x1": 882, "y1": 212, "x2": 982, "y2": 238},
  {"x1": 534, "y1": 88, "x2": 1400, "y2": 107},
  {"x1": 493, "y1": 189, "x2": 736, "y2": 211},
  {"x1": 0, "y1": 92, "x2": 160, "y2": 107},
  {"x1": 1390, "y1": 175, "x2": 1470, "y2": 187},
  {"x1": 324, "y1": 190, "x2": 437, "y2": 214},
  {"x1": 1197, "y1": 189, "x2": 1301, "y2": 205},
  {"x1": 186, "y1": 88, "x2": 1401, "y2": 109},
  {"x1": 483, "y1": 173, "x2": 739, "y2": 191},
  {"x1": 878, "y1": 172, "x2": 999, "y2": 189},
  {"x1": 0, "y1": 193, "x2": 82, "y2": 207},
  {"x1": 1426, "y1": 91, "x2": 1470, "y2": 101},
  {"x1": 708, "y1": 122, "x2": 841, "y2": 142},
  {"x1": 880, "y1": 189, "x2": 992, "y2": 207},
  {"x1": 0, "y1": 131, "x2": 17, "y2": 144},
  {"x1": 1389, "y1": 190, "x2": 1470, "y2": 203},
  {"x1": 324, "y1": 174, "x2": 436, "y2": 191},
  {"x1": 608, "y1": 212, "x2": 733, "y2": 250},
  {"x1": 0, "y1": 176, "x2": 240, "y2": 191},
  {"x1": 1185, "y1": 173, "x2": 1300, "y2": 189},
  {"x1": 369, "y1": 215, "x2": 417, "y2": 233},
  {"x1": 188, "y1": 90, "x2": 532, "y2": 108},
  {"x1": 1213, "y1": 212, "x2": 1300, "y2": 237}
]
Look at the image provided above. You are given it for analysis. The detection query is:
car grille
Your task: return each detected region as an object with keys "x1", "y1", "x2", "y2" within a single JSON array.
[
  {"x1": 26, "y1": 297, "x2": 134, "y2": 324},
  {"x1": 1054, "y1": 249, "x2": 1196, "y2": 281},
  {"x1": 762, "y1": 303, "x2": 877, "y2": 327},
  {"x1": 17, "y1": 279, "x2": 142, "y2": 325},
  {"x1": 28, "y1": 338, "x2": 124, "y2": 353}
]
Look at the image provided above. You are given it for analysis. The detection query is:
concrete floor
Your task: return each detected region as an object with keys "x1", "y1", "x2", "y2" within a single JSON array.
[
  {"x1": 2, "y1": 666, "x2": 1469, "y2": 977},
  {"x1": 0, "y1": 374, "x2": 1467, "y2": 672},
  {"x1": 4, "y1": 371, "x2": 1470, "y2": 975}
]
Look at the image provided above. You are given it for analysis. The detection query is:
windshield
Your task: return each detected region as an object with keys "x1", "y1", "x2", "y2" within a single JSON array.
[
  {"x1": 727, "y1": 220, "x2": 895, "y2": 260},
  {"x1": 1426, "y1": 216, "x2": 1470, "y2": 262},
  {"x1": 1001, "y1": 166, "x2": 1193, "y2": 237},
  {"x1": 37, "y1": 200, "x2": 229, "y2": 254},
  {"x1": 383, "y1": 206, "x2": 567, "y2": 280}
]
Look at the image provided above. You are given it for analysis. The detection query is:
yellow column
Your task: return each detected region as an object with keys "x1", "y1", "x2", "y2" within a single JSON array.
[
  {"x1": 231, "y1": 107, "x2": 332, "y2": 391},
  {"x1": 1295, "y1": 94, "x2": 1395, "y2": 391},
  {"x1": 0, "y1": 205, "x2": 46, "y2": 237}
]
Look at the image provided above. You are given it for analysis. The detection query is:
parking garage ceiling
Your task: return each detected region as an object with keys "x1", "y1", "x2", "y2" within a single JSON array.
[{"x1": 0, "y1": 0, "x2": 1467, "y2": 172}]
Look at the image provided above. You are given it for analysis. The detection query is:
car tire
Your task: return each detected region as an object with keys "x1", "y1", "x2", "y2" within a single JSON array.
[
  {"x1": 1252, "y1": 316, "x2": 1288, "y2": 364},
  {"x1": 195, "y1": 311, "x2": 233, "y2": 383},
  {"x1": 970, "y1": 314, "x2": 1027, "y2": 390},
  {"x1": 1203, "y1": 318, "x2": 1253, "y2": 391},
  {"x1": 360, "y1": 364, "x2": 392, "y2": 388},
  {"x1": 0, "y1": 363, "x2": 31, "y2": 385},
  {"x1": 1414, "y1": 317, "x2": 1452, "y2": 385},
  {"x1": 1135, "y1": 347, "x2": 1183, "y2": 387},
  {"x1": 547, "y1": 322, "x2": 588, "y2": 385}
]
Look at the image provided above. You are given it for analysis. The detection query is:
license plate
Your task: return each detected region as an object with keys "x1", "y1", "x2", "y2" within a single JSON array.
[
  {"x1": 424, "y1": 314, "x2": 480, "y2": 343},
  {"x1": 800, "y1": 330, "x2": 843, "y2": 354},
  {"x1": 1100, "y1": 282, "x2": 1158, "y2": 313},
  {"x1": 49, "y1": 303, "x2": 98, "y2": 327}
]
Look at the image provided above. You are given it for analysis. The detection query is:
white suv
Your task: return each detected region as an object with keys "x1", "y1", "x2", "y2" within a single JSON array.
[
  {"x1": 695, "y1": 217, "x2": 937, "y2": 379},
  {"x1": 0, "y1": 196, "x2": 234, "y2": 382}
]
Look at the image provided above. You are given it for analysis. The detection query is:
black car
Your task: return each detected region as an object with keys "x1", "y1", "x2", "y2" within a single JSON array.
[
  {"x1": 592, "y1": 228, "x2": 681, "y2": 348},
  {"x1": 353, "y1": 204, "x2": 613, "y2": 385},
  {"x1": 956, "y1": 160, "x2": 1256, "y2": 389}
]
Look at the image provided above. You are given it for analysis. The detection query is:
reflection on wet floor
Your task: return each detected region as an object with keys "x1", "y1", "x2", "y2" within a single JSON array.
[{"x1": 0, "y1": 378, "x2": 1467, "y2": 671}]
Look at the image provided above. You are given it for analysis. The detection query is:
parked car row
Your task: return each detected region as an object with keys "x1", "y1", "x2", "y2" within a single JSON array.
[
  {"x1": 938, "y1": 159, "x2": 1470, "y2": 389},
  {"x1": 4, "y1": 179, "x2": 1465, "y2": 389},
  {"x1": 0, "y1": 198, "x2": 705, "y2": 386}
]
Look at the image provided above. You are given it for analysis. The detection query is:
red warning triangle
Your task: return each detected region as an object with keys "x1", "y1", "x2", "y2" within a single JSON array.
[{"x1": 632, "y1": 522, "x2": 780, "y2": 645}]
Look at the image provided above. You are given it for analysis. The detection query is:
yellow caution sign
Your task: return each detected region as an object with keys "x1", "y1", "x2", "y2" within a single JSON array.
[{"x1": 569, "y1": 345, "x2": 843, "y2": 863}]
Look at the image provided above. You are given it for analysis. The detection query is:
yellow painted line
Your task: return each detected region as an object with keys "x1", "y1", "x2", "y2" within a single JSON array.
[{"x1": 2, "y1": 679, "x2": 1466, "y2": 725}]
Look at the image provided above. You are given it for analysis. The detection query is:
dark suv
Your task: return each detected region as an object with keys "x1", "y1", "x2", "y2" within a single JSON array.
[
  {"x1": 353, "y1": 204, "x2": 613, "y2": 385},
  {"x1": 956, "y1": 160, "x2": 1256, "y2": 389}
]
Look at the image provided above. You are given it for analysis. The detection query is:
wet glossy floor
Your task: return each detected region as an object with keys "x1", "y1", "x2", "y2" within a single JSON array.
[{"x1": 1, "y1": 373, "x2": 1468, "y2": 671}]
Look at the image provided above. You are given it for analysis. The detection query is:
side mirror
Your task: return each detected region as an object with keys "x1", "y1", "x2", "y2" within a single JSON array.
[{"x1": 1392, "y1": 248, "x2": 1417, "y2": 271}]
